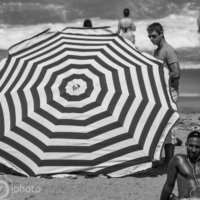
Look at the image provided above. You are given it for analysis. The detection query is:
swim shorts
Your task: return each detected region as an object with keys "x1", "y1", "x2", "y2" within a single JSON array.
[
  {"x1": 165, "y1": 126, "x2": 176, "y2": 145},
  {"x1": 171, "y1": 87, "x2": 179, "y2": 103},
  {"x1": 165, "y1": 87, "x2": 179, "y2": 145}
]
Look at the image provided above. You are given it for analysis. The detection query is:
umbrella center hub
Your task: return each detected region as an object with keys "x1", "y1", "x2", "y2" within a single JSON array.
[
  {"x1": 73, "y1": 84, "x2": 80, "y2": 91},
  {"x1": 66, "y1": 79, "x2": 87, "y2": 96}
]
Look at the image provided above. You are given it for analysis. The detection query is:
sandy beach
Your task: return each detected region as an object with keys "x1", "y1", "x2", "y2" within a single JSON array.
[{"x1": 0, "y1": 48, "x2": 200, "y2": 200}]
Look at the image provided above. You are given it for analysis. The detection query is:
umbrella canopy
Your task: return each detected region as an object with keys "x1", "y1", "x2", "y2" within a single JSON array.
[{"x1": 0, "y1": 27, "x2": 179, "y2": 177}]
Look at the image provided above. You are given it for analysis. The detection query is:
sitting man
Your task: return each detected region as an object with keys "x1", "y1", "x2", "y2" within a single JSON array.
[{"x1": 160, "y1": 131, "x2": 200, "y2": 200}]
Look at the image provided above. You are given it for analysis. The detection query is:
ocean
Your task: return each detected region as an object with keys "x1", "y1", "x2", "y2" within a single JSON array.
[
  {"x1": 0, "y1": 0, "x2": 200, "y2": 52},
  {"x1": 0, "y1": 0, "x2": 200, "y2": 96}
]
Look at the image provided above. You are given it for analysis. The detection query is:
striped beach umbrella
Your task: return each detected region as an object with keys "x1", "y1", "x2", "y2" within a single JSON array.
[{"x1": 0, "y1": 27, "x2": 179, "y2": 177}]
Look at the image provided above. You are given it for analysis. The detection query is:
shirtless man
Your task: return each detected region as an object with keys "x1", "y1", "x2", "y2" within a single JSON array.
[
  {"x1": 160, "y1": 131, "x2": 200, "y2": 200},
  {"x1": 118, "y1": 8, "x2": 136, "y2": 44},
  {"x1": 147, "y1": 22, "x2": 180, "y2": 168}
]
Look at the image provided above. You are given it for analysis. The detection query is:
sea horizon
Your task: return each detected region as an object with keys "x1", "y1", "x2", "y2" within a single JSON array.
[{"x1": 0, "y1": 0, "x2": 200, "y2": 53}]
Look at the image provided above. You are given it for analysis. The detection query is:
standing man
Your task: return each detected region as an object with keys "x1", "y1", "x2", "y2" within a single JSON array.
[
  {"x1": 197, "y1": 9, "x2": 200, "y2": 33},
  {"x1": 160, "y1": 131, "x2": 200, "y2": 200},
  {"x1": 118, "y1": 8, "x2": 136, "y2": 44},
  {"x1": 147, "y1": 22, "x2": 180, "y2": 168}
]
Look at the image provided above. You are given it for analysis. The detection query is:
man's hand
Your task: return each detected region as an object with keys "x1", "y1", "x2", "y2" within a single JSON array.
[{"x1": 169, "y1": 193, "x2": 179, "y2": 200}]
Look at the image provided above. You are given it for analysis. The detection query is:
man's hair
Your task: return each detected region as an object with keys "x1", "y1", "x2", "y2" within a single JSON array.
[
  {"x1": 123, "y1": 8, "x2": 130, "y2": 17},
  {"x1": 147, "y1": 22, "x2": 164, "y2": 35},
  {"x1": 83, "y1": 19, "x2": 92, "y2": 28},
  {"x1": 187, "y1": 131, "x2": 200, "y2": 142}
]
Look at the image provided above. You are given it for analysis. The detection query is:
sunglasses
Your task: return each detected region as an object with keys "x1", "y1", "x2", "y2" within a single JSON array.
[{"x1": 148, "y1": 34, "x2": 157, "y2": 39}]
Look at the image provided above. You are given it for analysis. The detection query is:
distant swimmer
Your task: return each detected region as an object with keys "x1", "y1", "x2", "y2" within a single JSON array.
[
  {"x1": 83, "y1": 19, "x2": 92, "y2": 28},
  {"x1": 117, "y1": 8, "x2": 136, "y2": 44},
  {"x1": 197, "y1": 9, "x2": 200, "y2": 33}
]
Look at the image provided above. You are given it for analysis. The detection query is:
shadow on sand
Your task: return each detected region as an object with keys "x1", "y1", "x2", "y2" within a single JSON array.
[
  {"x1": 128, "y1": 167, "x2": 167, "y2": 178},
  {"x1": 0, "y1": 162, "x2": 167, "y2": 179}
]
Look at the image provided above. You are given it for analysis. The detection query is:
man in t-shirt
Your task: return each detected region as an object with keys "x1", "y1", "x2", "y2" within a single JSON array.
[{"x1": 147, "y1": 22, "x2": 181, "y2": 168}]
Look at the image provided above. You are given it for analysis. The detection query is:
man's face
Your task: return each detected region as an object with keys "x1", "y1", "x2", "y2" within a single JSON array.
[
  {"x1": 186, "y1": 137, "x2": 200, "y2": 160},
  {"x1": 148, "y1": 30, "x2": 163, "y2": 45}
]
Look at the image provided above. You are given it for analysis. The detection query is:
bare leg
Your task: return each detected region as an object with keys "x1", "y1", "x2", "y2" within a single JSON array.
[{"x1": 164, "y1": 143, "x2": 175, "y2": 165}]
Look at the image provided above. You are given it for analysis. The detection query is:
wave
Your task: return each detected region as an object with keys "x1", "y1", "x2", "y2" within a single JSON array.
[
  {"x1": 0, "y1": 0, "x2": 200, "y2": 25},
  {"x1": 179, "y1": 62, "x2": 200, "y2": 70},
  {"x1": 0, "y1": 12, "x2": 200, "y2": 52},
  {"x1": 0, "y1": 0, "x2": 200, "y2": 71},
  {"x1": 0, "y1": 2, "x2": 69, "y2": 25},
  {"x1": 179, "y1": 93, "x2": 200, "y2": 97}
]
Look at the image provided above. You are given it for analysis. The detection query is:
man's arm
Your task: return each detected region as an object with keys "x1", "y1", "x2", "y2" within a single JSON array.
[
  {"x1": 117, "y1": 21, "x2": 121, "y2": 35},
  {"x1": 169, "y1": 62, "x2": 180, "y2": 80},
  {"x1": 131, "y1": 21, "x2": 136, "y2": 31},
  {"x1": 160, "y1": 156, "x2": 178, "y2": 200},
  {"x1": 197, "y1": 9, "x2": 200, "y2": 24},
  {"x1": 165, "y1": 48, "x2": 180, "y2": 80}
]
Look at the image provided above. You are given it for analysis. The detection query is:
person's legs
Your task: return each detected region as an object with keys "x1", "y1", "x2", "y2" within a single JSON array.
[
  {"x1": 153, "y1": 88, "x2": 178, "y2": 168},
  {"x1": 164, "y1": 143, "x2": 175, "y2": 165},
  {"x1": 163, "y1": 87, "x2": 178, "y2": 166},
  {"x1": 163, "y1": 128, "x2": 176, "y2": 167},
  {"x1": 152, "y1": 130, "x2": 176, "y2": 168}
]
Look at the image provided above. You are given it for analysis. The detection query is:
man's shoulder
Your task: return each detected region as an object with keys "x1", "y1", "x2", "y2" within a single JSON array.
[
  {"x1": 162, "y1": 42, "x2": 179, "y2": 64},
  {"x1": 173, "y1": 154, "x2": 187, "y2": 163},
  {"x1": 174, "y1": 154, "x2": 186, "y2": 158},
  {"x1": 120, "y1": 18, "x2": 132, "y2": 24},
  {"x1": 163, "y1": 43, "x2": 176, "y2": 53},
  {"x1": 155, "y1": 43, "x2": 176, "y2": 56}
]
